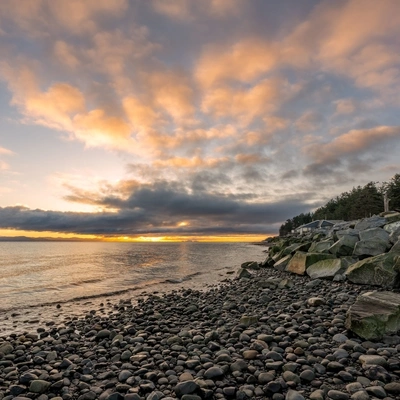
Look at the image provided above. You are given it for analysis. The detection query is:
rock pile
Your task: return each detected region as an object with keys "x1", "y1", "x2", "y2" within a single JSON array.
[
  {"x1": 263, "y1": 213, "x2": 400, "y2": 287},
  {"x1": 255, "y1": 213, "x2": 400, "y2": 341}
]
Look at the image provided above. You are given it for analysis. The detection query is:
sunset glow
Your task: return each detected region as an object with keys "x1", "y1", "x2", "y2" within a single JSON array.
[{"x1": 0, "y1": 0, "x2": 399, "y2": 241}]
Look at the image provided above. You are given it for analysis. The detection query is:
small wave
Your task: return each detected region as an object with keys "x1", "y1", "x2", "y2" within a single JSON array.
[
  {"x1": 163, "y1": 271, "x2": 203, "y2": 284},
  {"x1": 165, "y1": 278, "x2": 183, "y2": 284},
  {"x1": 0, "y1": 278, "x2": 165, "y2": 313}
]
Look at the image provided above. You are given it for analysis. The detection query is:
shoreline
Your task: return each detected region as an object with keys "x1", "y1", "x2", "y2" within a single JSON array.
[
  {"x1": 1, "y1": 266, "x2": 399, "y2": 400},
  {"x1": 0, "y1": 266, "x2": 237, "y2": 338}
]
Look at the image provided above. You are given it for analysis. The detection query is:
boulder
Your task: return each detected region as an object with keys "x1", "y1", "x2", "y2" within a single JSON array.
[
  {"x1": 308, "y1": 240, "x2": 334, "y2": 253},
  {"x1": 387, "y1": 224, "x2": 400, "y2": 244},
  {"x1": 241, "y1": 261, "x2": 260, "y2": 270},
  {"x1": 286, "y1": 251, "x2": 335, "y2": 275},
  {"x1": 352, "y1": 239, "x2": 389, "y2": 258},
  {"x1": 383, "y1": 220, "x2": 400, "y2": 234},
  {"x1": 345, "y1": 253, "x2": 400, "y2": 287},
  {"x1": 336, "y1": 228, "x2": 359, "y2": 240},
  {"x1": 389, "y1": 240, "x2": 400, "y2": 254},
  {"x1": 273, "y1": 254, "x2": 292, "y2": 271},
  {"x1": 355, "y1": 216, "x2": 387, "y2": 231},
  {"x1": 329, "y1": 235, "x2": 359, "y2": 256},
  {"x1": 307, "y1": 258, "x2": 350, "y2": 280},
  {"x1": 345, "y1": 291, "x2": 400, "y2": 339},
  {"x1": 236, "y1": 268, "x2": 252, "y2": 279},
  {"x1": 359, "y1": 227, "x2": 390, "y2": 243}
]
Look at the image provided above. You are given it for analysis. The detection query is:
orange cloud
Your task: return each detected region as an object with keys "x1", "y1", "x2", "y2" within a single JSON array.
[
  {"x1": 53, "y1": 41, "x2": 80, "y2": 69},
  {"x1": 1, "y1": 62, "x2": 136, "y2": 152},
  {"x1": 196, "y1": 38, "x2": 279, "y2": 88},
  {"x1": 0, "y1": 0, "x2": 128, "y2": 36},
  {"x1": 202, "y1": 78, "x2": 286, "y2": 125},
  {"x1": 148, "y1": 70, "x2": 195, "y2": 123},
  {"x1": 235, "y1": 153, "x2": 269, "y2": 165},
  {"x1": 153, "y1": 155, "x2": 229, "y2": 169},
  {"x1": 0, "y1": 146, "x2": 14, "y2": 155},
  {"x1": 284, "y1": 0, "x2": 400, "y2": 97},
  {"x1": 151, "y1": 0, "x2": 244, "y2": 20},
  {"x1": 123, "y1": 96, "x2": 159, "y2": 131},
  {"x1": 73, "y1": 109, "x2": 133, "y2": 150},
  {"x1": 3, "y1": 64, "x2": 85, "y2": 130},
  {"x1": 305, "y1": 125, "x2": 400, "y2": 163}
]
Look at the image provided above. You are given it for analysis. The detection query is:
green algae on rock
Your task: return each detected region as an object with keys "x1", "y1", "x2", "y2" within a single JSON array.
[{"x1": 345, "y1": 291, "x2": 400, "y2": 339}]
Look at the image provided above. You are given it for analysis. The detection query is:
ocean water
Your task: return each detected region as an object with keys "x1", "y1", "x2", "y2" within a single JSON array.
[{"x1": 0, "y1": 241, "x2": 265, "y2": 312}]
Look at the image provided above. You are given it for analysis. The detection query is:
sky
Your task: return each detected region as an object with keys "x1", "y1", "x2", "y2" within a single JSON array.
[{"x1": 0, "y1": 0, "x2": 400, "y2": 242}]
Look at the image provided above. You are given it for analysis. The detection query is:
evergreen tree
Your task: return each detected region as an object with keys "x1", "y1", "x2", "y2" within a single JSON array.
[
  {"x1": 278, "y1": 174, "x2": 400, "y2": 237},
  {"x1": 387, "y1": 173, "x2": 400, "y2": 210}
]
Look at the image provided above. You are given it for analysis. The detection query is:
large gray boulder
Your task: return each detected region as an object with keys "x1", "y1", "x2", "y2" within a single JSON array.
[
  {"x1": 329, "y1": 235, "x2": 359, "y2": 256},
  {"x1": 384, "y1": 220, "x2": 400, "y2": 235},
  {"x1": 352, "y1": 239, "x2": 389, "y2": 258},
  {"x1": 336, "y1": 228, "x2": 359, "y2": 240},
  {"x1": 274, "y1": 254, "x2": 292, "y2": 271},
  {"x1": 308, "y1": 240, "x2": 334, "y2": 253},
  {"x1": 355, "y1": 216, "x2": 387, "y2": 231},
  {"x1": 286, "y1": 251, "x2": 335, "y2": 275},
  {"x1": 390, "y1": 228, "x2": 400, "y2": 245},
  {"x1": 345, "y1": 253, "x2": 400, "y2": 287},
  {"x1": 306, "y1": 258, "x2": 350, "y2": 280},
  {"x1": 359, "y1": 227, "x2": 390, "y2": 243},
  {"x1": 345, "y1": 291, "x2": 400, "y2": 339},
  {"x1": 390, "y1": 240, "x2": 400, "y2": 254}
]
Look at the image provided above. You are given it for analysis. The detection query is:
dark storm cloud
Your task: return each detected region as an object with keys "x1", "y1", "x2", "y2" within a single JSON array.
[{"x1": 0, "y1": 181, "x2": 313, "y2": 235}]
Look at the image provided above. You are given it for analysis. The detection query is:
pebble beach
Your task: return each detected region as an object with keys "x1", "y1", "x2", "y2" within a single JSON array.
[{"x1": 1, "y1": 266, "x2": 399, "y2": 400}]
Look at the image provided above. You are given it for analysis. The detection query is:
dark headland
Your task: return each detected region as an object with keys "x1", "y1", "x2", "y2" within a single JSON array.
[{"x1": 1, "y1": 214, "x2": 400, "y2": 400}]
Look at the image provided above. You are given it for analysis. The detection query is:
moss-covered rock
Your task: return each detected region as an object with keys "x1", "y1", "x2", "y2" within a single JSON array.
[
  {"x1": 273, "y1": 254, "x2": 292, "y2": 271},
  {"x1": 286, "y1": 251, "x2": 335, "y2": 275},
  {"x1": 345, "y1": 291, "x2": 400, "y2": 339},
  {"x1": 306, "y1": 258, "x2": 344, "y2": 280},
  {"x1": 345, "y1": 253, "x2": 400, "y2": 286},
  {"x1": 308, "y1": 240, "x2": 334, "y2": 253},
  {"x1": 329, "y1": 235, "x2": 359, "y2": 257}
]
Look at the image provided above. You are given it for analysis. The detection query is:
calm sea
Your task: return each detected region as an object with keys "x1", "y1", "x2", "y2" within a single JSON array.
[{"x1": 0, "y1": 242, "x2": 264, "y2": 312}]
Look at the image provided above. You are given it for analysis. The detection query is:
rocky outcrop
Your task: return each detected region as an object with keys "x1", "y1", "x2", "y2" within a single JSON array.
[
  {"x1": 306, "y1": 258, "x2": 354, "y2": 280},
  {"x1": 354, "y1": 216, "x2": 387, "y2": 231},
  {"x1": 345, "y1": 253, "x2": 400, "y2": 286},
  {"x1": 257, "y1": 212, "x2": 400, "y2": 340},
  {"x1": 345, "y1": 291, "x2": 400, "y2": 339},
  {"x1": 285, "y1": 251, "x2": 335, "y2": 275},
  {"x1": 329, "y1": 235, "x2": 358, "y2": 256},
  {"x1": 264, "y1": 212, "x2": 400, "y2": 288}
]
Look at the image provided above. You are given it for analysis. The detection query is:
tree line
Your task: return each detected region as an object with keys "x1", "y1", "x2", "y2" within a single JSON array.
[{"x1": 279, "y1": 173, "x2": 400, "y2": 236}]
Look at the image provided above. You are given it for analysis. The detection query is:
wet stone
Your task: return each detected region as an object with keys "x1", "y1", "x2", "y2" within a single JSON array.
[{"x1": 327, "y1": 390, "x2": 350, "y2": 400}]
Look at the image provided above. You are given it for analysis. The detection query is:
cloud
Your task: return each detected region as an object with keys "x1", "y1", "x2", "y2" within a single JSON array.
[
  {"x1": 0, "y1": 180, "x2": 313, "y2": 235},
  {"x1": 294, "y1": 111, "x2": 324, "y2": 132},
  {"x1": 0, "y1": 146, "x2": 14, "y2": 172},
  {"x1": 305, "y1": 125, "x2": 400, "y2": 163},
  {"x1": 201, "y1": 78, "x2": 288, "y2": 125},
  {"x1": 195, "y1": 38, "x2": 279, "y2": 88},
  {"x1": 334, "y1": 98, "x2": 357, "y2": 115},
  {"x1": 0, "y1": 146, "x2": 14, "y2": 156},
  {"x1": 302, "y1": 125, "x2": 400, "y2": 178},
  {"x1": 0, "y1": 0, "x2": 128, "y2": 36},
  {"x1": 151, "y1": 0, "x2": 245, "y2": 21}
]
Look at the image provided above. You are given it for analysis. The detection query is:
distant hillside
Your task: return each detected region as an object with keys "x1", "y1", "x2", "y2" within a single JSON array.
[{"x1": 0, "y1": 236, "x2": 96, "y2": 242}]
